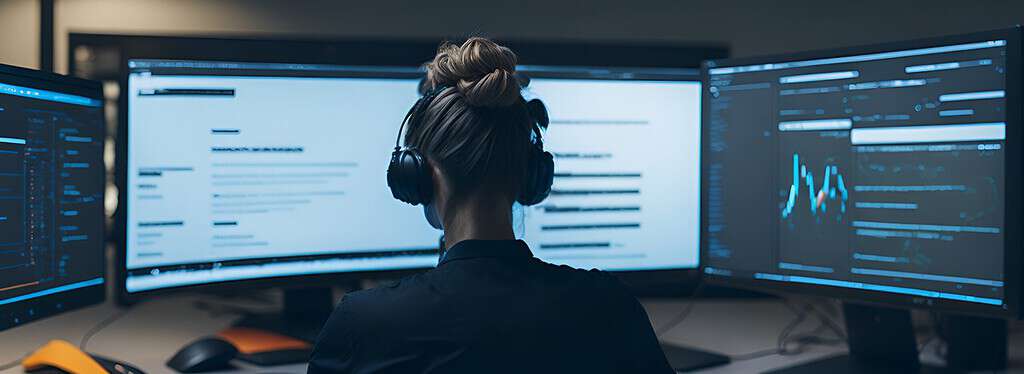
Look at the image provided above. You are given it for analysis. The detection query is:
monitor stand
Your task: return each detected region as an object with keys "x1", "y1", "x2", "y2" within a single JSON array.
[
  {"x1": 221, "y1": 286, "x2": 346, "y2": 366},
  {"x1": 232, "y1": 286, "x2": 337, "y2": 342},
  {"x1": 659, "y1": 342, "x2": 730, "y2": 371},
  {"x1": 765, "y1": 303, "x2": 1007, "y2": 374},
  {"x1": 942, "y1": 312, "x2": 1007, "y2": 371}
]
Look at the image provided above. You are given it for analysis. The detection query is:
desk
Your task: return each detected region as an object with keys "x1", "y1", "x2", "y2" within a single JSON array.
[{"x1": 0, "y1": 294, "x2": 1020, "y2": 373}]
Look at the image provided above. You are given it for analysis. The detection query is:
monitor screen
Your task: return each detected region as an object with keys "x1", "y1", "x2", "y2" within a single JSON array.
[
  {"x1": 0, "y1": 65, "x2": 105, "y2": 331},
  {"x1": 123, "y1": 60, "x2": 702, "y2": 295},
  {"x1": 702, "y1": 32, "x2": 1014, "y2": 309},
  {"x1": 124, "y1": 60, "x2": 441, "y2": 293},
  {"x1": 518, "y1": 66, "x2": 702, "y2": 271}
]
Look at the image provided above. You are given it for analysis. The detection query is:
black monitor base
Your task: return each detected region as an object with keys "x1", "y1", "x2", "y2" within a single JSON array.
[
  {"x1": 942, "y1": 312, "x2": 1007, "y2": 371},
  {"x1": 223, "y1": 286, "x2": 343, "y2": 366},
  {"x1": 660, "y1": 342, "x2": 730, "y2": 372},
  {"x1": 232, "y1": 286, "x2": 336, "y2": 343},
  {"x1": 765, "y1": 303, "x2": 1006, "y2": 374}
]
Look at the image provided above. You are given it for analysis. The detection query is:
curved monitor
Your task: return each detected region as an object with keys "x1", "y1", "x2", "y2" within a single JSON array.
[
  {"x1": 0, "y1": 64, "x2": 106, "y2": 330},
  {"x1": 120, "y1": 59, "x2": 705, "y2": 300},
  {"x1": 701, "y1": 27, "x2": 1021, "y2": 317}
]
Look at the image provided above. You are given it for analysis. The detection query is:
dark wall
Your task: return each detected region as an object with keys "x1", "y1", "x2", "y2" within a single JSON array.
[
  {"x1": 43, "y1": 0, "x2": 1024, "y2": 73},
  {"x1": 164, "y1": 0, "x2": 1023, "y2": 57}
]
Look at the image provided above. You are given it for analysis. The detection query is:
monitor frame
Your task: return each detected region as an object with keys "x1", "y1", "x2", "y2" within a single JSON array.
[
  {"x1": 109, "y1": 34, "x2": 726, "y2": 304},
  {"x1": 699, "y1": 27, "x2": 1023, "y2": 319},
  {"x1": 0, "y1": 63, "x2": 106, "y2": 331}
]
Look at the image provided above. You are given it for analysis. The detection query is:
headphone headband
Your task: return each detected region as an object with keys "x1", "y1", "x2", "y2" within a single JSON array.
[
  {"x1": 387, "y1": 82, "x2": 553, "y2": 207},
  {"x1": 393, "y1": 84, "x2": 452, "y2": 150}
]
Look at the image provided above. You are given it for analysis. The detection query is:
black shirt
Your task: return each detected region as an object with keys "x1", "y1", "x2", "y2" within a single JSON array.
[{"x1": 309, "y1": 240, "x2": 674, "y2": 374}]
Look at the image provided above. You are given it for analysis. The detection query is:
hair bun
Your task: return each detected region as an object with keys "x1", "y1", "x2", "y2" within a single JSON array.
[{"x1": 427, "y1": 37, "x2": 521, "y2": 107}]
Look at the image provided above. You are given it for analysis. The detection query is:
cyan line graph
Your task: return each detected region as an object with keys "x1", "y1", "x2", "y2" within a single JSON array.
[{"x1": 781, "y1": 153, "x2": 849, "y2": 219}]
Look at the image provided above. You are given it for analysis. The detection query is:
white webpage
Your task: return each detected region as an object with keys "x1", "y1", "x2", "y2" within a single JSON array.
[
  {"x1": 126, "y1": 74, "x2": 440, "y2": 291},
  {"x1": 521, "y1": 79, "x2": 702, "y2": 271}
]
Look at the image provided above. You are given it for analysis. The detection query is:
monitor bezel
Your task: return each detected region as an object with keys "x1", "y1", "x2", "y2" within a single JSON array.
[
  {"x1": 0, "y1": 63, "x2": 106, "y2": 331},
  {"x1": 699, "y1": 26, "x2": 1023, "y2": 319},
  {"x1": 109, "y1": 35, "x2": 726, "y2": 304}
]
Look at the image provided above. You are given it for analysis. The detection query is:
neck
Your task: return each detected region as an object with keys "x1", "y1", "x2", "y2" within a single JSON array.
[{"x1": 442, "y1": 193, "x2": 515, "y2": 249}]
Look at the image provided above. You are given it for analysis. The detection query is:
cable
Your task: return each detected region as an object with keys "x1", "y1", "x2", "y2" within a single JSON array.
[
  {"x1": 728, "y1": 299, "x2": 845, "y2": 362},
  {"x1": 654, "y1": 282, "x2": 705, "y2": 337},
  {"x1": 654, "y1": 302, "x2": 697, "y2": 337},
  {"x1": 658, "y1": 295, "x2": 847, "y2": 362},
  {"x1": 917, "y1": 312, "x2": 940, "y2": 353},
  {"x1": 782, "y1": 328, "x2": 844, "y2": 354},
  {"x1": 728, "y1": 310, "x2": 803, "y2": 360},
  {"x1": 0, "y1": 303, "x2": 147, "y2": 371},
  {"x1": 777, "y1": 303, "x2": 812, "y2": 355},
  {"x1": 0, "y1": 354, "x2": 25, "y2": 371},
  {"x1": 725, "y1": 299, "x2": 806, "y2": 361},
  {"x1": 778, "y1": 301, "x2": 845, "y2": 356},
  {"x1": 729, "y1": 347, "x2": 782, "y2": 361},
  {"x1": 80, "y1": 307, "x2": 132, "y2": 351},
  {"x1": 804, "y1": 300, "x2": 847, "y2": 341}
]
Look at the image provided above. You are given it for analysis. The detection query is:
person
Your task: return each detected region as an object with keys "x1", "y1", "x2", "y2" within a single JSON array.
[{"x1": 309, "y1": 37, "x2": 674, "y2": 374}]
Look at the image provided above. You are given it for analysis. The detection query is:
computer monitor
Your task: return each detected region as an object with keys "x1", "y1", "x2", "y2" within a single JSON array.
[
  {"x1": 517, "y1": 66, "x2": 701, "y2": 273},
  {"x1": 120, "y1": 60, "x2": 704, "y2": 298},
  {"x1": 106, "y1": 36, "x2": 725, "y2": 299},
  {"x1": 120, "y1": 60, "x2": 707, "y2": 356},
  {"x1": 121, "y1": 60, "x2": 441, "y2": 301},
  {"x1": 701, "y1": 27, "x2": 1020, "y2": 371},
  {"x1": 0, "y1": 63, "x2": 106, "y2": 331}
]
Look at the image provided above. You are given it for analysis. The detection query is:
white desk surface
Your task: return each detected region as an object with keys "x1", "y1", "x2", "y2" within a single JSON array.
[{"x1": 0, "y1": 293, "x2": 1021, "y2": 373}]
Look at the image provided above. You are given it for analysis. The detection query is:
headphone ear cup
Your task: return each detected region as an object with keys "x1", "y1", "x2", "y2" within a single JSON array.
[
  {"x1": 517, "y1": 149, "x2": 554, "y2": 206},
  {"x1": 526, "y1": 99, "x2": 549, "y2": 130},
  {"x1": 387, "y1": 149, "x2": 434, "y2": 205}
]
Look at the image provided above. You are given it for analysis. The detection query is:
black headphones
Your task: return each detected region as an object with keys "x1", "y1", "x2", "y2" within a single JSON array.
[{"x1": 387, "y1": 84, "x2": 554, "y2": 207}]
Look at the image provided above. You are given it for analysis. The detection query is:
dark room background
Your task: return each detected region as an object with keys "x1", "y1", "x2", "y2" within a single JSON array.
[{"x1": 1, "y1": 0, "x2": 1022, "y2": 72}]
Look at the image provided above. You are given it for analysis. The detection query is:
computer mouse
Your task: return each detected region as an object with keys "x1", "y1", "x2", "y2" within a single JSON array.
[
  {"x1": 166, "y1": 337, "x2": 239, "y2": 373},
  {"x1": 25, "y1": 354, "x2": 147, "y2": 374},
  {"x1": 91, "y1": 354, "x2": 147, "y2": 374},
  {"x1": 22, "y1": 340, "x2": 146, "y2": 374}
]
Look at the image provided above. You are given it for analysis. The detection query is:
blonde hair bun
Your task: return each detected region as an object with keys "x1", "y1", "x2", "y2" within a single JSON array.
[{"x1": 427, "y1": 37, "x2": 521, "y2": 107}]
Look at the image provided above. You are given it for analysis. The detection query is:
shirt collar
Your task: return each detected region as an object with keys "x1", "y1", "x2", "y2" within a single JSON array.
[{"x1": 438, "y1": 239, "x2": 534, "y2": 265}]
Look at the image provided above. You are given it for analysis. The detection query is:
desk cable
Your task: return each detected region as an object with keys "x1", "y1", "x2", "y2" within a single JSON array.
[
  {"x1": 654, "y1": 282, "x2": 705, "y2": 337},
  {"x1": 0, "y1": 305, "x2": 137, "y2": 371},
  {"x1": 0, "y1": 354, "x2": 26, "y2": 371},
  {"x1": 80, "y1": 306, "x2": 133, "y2": 351},
  {"x1": 655, "y1": 284, "x2": 846, "y2": 362},
  {"x1": 729, "y1": 299, "x2": 846, "y2": 362}
]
